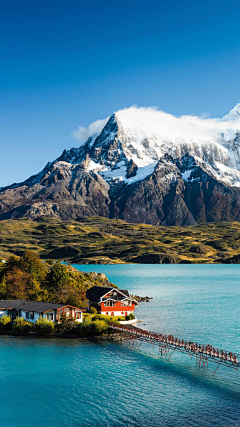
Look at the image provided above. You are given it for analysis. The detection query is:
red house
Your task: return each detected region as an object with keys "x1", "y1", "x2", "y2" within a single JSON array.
[{"x1": 86, "y1": 286, "x2": 136, "y2": 317}]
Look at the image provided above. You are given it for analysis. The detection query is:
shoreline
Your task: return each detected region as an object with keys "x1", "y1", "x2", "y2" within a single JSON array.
[{"x1": 0, "y1": 331, "x2": 126, "y2": 342}]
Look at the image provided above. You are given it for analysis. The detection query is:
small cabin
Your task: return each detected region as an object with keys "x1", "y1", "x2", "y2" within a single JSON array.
[
  {"x1": 86, "y1": 286, "x2": 136, "y2": 317},
  {"x1": 0, "y1": 300, "x2": 83, "y2": 323}
]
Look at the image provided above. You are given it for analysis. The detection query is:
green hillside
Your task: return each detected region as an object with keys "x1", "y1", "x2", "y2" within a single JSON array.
[{"x1": 0, "y1": 216, "x2": 240, "y2": 264}]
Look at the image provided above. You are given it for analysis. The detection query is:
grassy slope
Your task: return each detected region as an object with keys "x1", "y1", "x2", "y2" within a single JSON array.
[{"x1": 0, "y1": 216, "x2": 239, "y2": 264}]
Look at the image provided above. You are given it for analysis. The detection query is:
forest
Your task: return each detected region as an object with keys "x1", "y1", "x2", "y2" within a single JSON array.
[{"x1": 0, "y1": 250, "x2": 116, "y2": 308}]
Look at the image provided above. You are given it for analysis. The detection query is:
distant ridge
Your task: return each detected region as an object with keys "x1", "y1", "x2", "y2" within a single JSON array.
[{"x1": 0, "y1": 217, "x2": 240, "y2": 264}]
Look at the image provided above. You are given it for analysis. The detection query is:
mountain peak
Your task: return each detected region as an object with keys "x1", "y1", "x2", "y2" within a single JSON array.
[{"x1": 222, "y1": 104, "x2": 240, "y2": 121}]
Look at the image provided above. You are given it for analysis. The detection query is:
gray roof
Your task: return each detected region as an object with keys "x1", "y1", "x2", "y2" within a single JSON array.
[
  {"x1": 0, "y1": 300, "x2": 81, "y2": 313},
  {"x1": 0, "y1": 300, "x2": 26, "y2": 309}
]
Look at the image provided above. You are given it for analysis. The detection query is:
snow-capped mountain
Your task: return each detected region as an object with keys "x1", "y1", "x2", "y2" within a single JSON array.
[
  {"x1": 221, "y1": 103, "x2": 240, "y2": 121},
  {"x1": 56, "y1": 106, "x2": 240, "y2": 188},
  {"x1": 2, "y1": 105, "x2": 240, "y2": 226}
]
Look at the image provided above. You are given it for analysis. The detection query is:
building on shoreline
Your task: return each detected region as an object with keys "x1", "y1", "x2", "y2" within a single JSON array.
[
  {"x1": 86, "y1": 286, "x2": 136, "y2": 317},
  {"x1": 0, "y1": 300, "x2": 83, "y2": 323}
]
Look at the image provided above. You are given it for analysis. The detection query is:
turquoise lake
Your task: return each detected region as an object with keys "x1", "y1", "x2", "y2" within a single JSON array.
[{"x1": 0, "y1": 265, "x2": 240, "y2": 427}]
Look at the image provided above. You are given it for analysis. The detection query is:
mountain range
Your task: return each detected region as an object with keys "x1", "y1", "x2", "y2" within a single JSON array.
[{"x1": 2, "y1": 104, "x2": 240, "y2": 226}]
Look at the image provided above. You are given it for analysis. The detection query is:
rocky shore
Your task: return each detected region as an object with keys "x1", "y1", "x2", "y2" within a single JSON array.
[{"x1": 131, "y1": 294, "x2": 153, "y2": 303}]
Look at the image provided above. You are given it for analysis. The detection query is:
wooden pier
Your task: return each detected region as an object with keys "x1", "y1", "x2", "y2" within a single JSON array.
[{"x1": 109, "y1": 324, "x2": 240, "y2": 375}]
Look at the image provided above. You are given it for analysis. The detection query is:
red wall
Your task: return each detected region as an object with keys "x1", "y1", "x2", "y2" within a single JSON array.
[{"x1": 100, "y1": 301, "x2": 135, "y2": 313}]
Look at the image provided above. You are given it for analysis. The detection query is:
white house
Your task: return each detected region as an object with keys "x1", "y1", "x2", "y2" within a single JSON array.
[{"x1": 0, "y1": 300, "x2": 83, "y2": 323}]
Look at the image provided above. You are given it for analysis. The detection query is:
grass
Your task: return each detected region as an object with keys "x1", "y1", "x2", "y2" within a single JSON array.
[{"x1": 0, "y1": 216, "x2": 239, "y2": 263}]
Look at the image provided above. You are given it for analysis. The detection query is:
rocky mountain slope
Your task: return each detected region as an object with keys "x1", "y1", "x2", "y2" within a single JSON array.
[
  {"x1": 0, "y1": 217, "x2": 240, "y2": 264},
  {"x1": 2, "y1": 105, "x2": 240, "y2": 225}
]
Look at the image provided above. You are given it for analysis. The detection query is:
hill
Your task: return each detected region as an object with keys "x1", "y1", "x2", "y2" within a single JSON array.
[{"x1": 0, "y1": 217, "x2": 240, "y2": 264}]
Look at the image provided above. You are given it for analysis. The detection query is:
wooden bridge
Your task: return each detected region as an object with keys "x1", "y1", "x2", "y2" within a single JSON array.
[{"x1": 109, "y1": 323, "x2": 240, "y2": 375}]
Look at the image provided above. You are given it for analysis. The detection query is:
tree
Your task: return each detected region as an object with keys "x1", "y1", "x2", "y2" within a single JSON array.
[
  {"x1": 89, "y1": 306, "x2": 97, "y2": 314},
  {"x1": 19, "y1": 250, "x2": 47, "y2": 283},
  {"x1": 46, "y1": 261, "x2": 69, "y2": 292},
  {"x1": 28, "y1": 277, "x2": 47, "y2": 301},
  {"x1": 5, "y1": 267, "x2": 30, "y2": 299},
  {"x1": 0, "y1": 275, "x2": 6, "y2": 299}
]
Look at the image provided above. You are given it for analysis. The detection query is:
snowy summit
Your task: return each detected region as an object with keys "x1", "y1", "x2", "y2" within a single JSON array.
[
  {"x1": 2, "y1": 103, "x2": 240, "y2": 226},
  {"x1": 66, "y1": 105, "x2": 240, "y2": 187}
]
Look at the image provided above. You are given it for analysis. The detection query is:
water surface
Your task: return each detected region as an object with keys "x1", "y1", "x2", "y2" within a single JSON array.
[{"x1": 0, "y1": 265, "x2": 239, "y2": 426}]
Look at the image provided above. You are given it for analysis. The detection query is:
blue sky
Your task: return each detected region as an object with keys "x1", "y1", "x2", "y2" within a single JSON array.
[{"x1": 1, "y1": 0, "x2": 240, "y2": 187}]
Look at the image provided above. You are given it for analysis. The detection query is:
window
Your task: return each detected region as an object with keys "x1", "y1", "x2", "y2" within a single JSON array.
[
  {"x1": 47, "y1": 313, "x2": 53, "y2": 321},
  {"x1": 104, "y1": 300, "x2": 115, "y2": 307},
  {"x1": 30, "y1": 312, "x2": 34, "y2": 320},
  {"x1": 122, "y1": 300, "x2": 131, "y2": 306},
  {"x1": 25, "y1": 311, "x2": 29, "y2": 319}
]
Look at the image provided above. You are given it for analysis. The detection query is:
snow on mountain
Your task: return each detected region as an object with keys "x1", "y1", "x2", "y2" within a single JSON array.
[
  {"x1": 3, "y1": 104, "x2": 240, "y2": 225},
  {"x1": 14, "y1": 104, "x2": 240, "y2": 189},
  {"x1": 58, "y1": 105, "x2": 240, "y2": 187},
  {"x1": 221, "y1": 103, "x2": 240, "y2": 121}
]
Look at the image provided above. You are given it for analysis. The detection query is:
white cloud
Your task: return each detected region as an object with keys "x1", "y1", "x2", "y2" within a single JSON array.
[
  {"x1": 114, "y1": 105, "x2": 240, "y2": 144},
  {"x1": 71, "y1": 104, "x2": 240, "y2": 148},
  {"x1": 72, "y1": 117, "x2": 109, "y2": 143}
]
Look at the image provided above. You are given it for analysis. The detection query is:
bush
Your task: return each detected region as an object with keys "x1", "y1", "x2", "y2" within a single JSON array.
[
  {"x1": 83, "y1": 313, "x2": 90, "y2": 319},
  {"x1": 91, "y1": 314, "x2": 120, "y2": 325},
  {"x1": 125, "y1": 313, "x2": 135, "y2": 321},
  {"x1": 0, "y1": 314, "x2": 12, "y2": 332},
  {"x1": 91, "y1": 319, "x2": 108, "y2": 335},
  {"x1": 75, "y1": 317, "x2": 108, "y2": 337},
  {"x1": 12, "y1": 317, "x2": 32, "y2": 334},
  {"x1": 76, "y1": 316, "x2": 93, "y2": 337},
  {"x1": 34, "y1": 316, "x2": 54, "y2": 336},
  {"x1": 89, "y1": 306, "x2": 97, "y2": 314},
  {"x1": 55, "y1": 319, "x2": 78, "y2": 335}
]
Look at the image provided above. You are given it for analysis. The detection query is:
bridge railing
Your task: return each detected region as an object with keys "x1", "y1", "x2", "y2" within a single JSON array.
[{"x1": 109, "y1": 323, "x2": 240, "y2": 371}]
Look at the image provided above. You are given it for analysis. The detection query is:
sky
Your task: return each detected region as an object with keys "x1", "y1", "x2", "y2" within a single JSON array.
[{"x1": 1, "y1": 0, "x2": 240, "y2": 187}]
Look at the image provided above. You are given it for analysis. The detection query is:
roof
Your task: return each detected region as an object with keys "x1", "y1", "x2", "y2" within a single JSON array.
[
  {"x1": 86, "y1": 286, "x2": 113, "y2": 303},
  {"x1": 0, "y1": 300, "x2": 26, "y2": 309},
  {"x1": 0, "y1": 300, "x2": 82, "y2": 313},
  {"x1": 86, "y1": 286, "x2": 133, "y2": 303},
  {"x1": 119, "y1": 289, "x2": 130, "y2": 297}
]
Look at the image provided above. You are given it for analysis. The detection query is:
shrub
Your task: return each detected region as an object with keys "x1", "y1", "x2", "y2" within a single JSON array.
[
  {"x1": 55, "y1": 320, "x2": 78, "y2": 335},
  {"x1": 91, "y1": 319, "x2": 108, "y2": 335},
  {"x1": 76, "y1": 316, "x2": 93, "y2": 337},
  {"x1": 89, "y1": 306, "x2": 97, "y2": 314},
  {"x1": 34, "y1": 316, "x2": 54, "y2": 336},
  {"x1": 125, "y1": 313, "x2": 135, "y2": 321},
  {"x1": 0, "y1": 314, "x2": 12, "y2": 332},
  {"x1": 83, "y1": 313, "x2": 90, "y2": 319},
  {"x1": 13, "y1": 317, "x2": 32, "y2": 334},
  {"x1": 91, "y1": 314, "x2": 119, "y2": 325}
]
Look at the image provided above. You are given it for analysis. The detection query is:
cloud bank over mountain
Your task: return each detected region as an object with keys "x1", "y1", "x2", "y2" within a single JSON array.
[{"x1": 73, "y1": 117, "x2": 109, "y2": 142}]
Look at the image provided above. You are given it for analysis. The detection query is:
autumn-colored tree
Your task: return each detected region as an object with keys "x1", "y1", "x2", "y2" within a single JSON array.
[
  {"x1": 0, "y1": 275, "x2": 6, "y2": 299},
  {"x1": 4, "y1": 255, "x2": 19, "y2": 272},
  {"x1": 5, "y1": 267, "x2": 30, "y2": 299},
  {"x1": 19, "y1": 250, "x2": 47, "y2": 283},
  {"x1": 0, "y1": 251, "x2": 113, "y2": 309}
]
